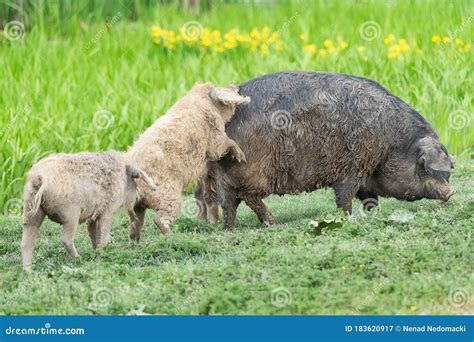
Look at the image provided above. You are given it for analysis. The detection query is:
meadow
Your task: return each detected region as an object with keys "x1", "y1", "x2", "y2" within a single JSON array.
[{"x1": 0, "y1": 0, "x2": 473, "y2": 314}]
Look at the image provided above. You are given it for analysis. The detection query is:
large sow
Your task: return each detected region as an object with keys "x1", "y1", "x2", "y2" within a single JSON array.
[{"x1": 196, "y1": 71, "x2": 455, "y2": 229}]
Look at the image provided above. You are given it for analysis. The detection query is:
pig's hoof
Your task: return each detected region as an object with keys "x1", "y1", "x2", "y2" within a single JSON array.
[{"x1": 159, "y1": 225, "x2": 172, "y2": 235}]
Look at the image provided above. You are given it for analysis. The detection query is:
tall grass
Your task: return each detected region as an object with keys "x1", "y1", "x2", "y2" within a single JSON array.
[{"x1": 0, "y1": 0, "x2": 473, "y2": 210}]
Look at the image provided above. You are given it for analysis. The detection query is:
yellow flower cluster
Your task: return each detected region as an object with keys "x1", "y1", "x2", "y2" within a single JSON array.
[
  {"x1": 383, "y1": 34, "x2": 421, "y2": 60},
  {"x1": 151, "y1": 25, "x2": 283, "y2": 55},
  {"x1": 300, "y1": 33, "x2": 349, "y2": 58},
  {"x1": 431, "y1": 35, "x2": 471, "y2": 52},
  {"x1": 151, "y1": 26, "x2": 471, "y2": 61}
]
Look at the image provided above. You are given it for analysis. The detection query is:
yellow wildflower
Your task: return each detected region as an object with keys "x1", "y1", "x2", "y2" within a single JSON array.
[
  {"x1": 339, "y1": 41, "x2": 348, "y2": 49},
  {"x1": 464, "y1": 43, "x2": 471, "y2": 52},
  {"x1": 323, "y1": 39, "x2": 333, "y2": 48},
  {"x1": 431, "y1": 35, "x2": 441, "y2": 43},
  {"x1": 299, "y1": 32, "x2": 308, "y2": 41},
  {"x1": 384, "y1": 34, "x2": 396, "y2": 45},
  {"x1": 276, "y1": 41, "x2": 284, "y2": 51},
  {"x1": 388, "y1": 52, "x2": 398, "y2": 59},
  {"x1": 268, "y1": 32, "x2": 279, "y2": 43},
  {"x1": 151, "y1": 26, "x2": 161, "y2": 37},
  {"x1": 260, "y1": 44, "x2": 269, "y2": 56},
  {"x1": 319, "y1": 49, "x2": 328, "y2": 58},
  {"x1": 303, "y1": 44, "x2": 317, "y2": 55},
  {"x1": 442, "y1": 37, "x2": 450, "y2": 43},
  {"x1": 357, "y1": 46, "x2": 366, "y2": 53},
  {"x1": 455, "y1": 38, "x2": 464, "y2": 46}
]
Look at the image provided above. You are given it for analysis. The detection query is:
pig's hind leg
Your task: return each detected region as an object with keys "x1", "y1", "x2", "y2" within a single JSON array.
[
  {"x1": 21, "y1": 207, "x2": 46, "y2": 271},
  {"x1": 221, "y1": 188, "x2": 241, "y2": 230}
]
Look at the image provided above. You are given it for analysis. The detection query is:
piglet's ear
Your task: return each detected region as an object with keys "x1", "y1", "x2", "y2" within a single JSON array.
[
  {"x1": 125, "y1": 165, "x2": 140, "y2": 178},
  {"x1": 209, "y1": 85, "x2": 250, "y2": 106},
  {"x1": 126, "y1": 165, "x2": 157, "y2": 189}
]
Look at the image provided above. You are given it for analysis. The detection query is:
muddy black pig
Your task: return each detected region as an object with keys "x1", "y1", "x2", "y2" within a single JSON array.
[{"x1": 195, "y1": 71, "x2": 455, "y2": 229}]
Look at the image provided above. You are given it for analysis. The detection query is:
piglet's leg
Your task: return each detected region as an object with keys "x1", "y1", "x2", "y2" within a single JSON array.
[
  {"x1": 21, "y1": 208, "x2": 46, "y2": 271},
  {"x1": 97, "y1": 213, "x2": 114, "y2": 248},
  {"x1": 152, "y1": 185, "x2": 182, "y2": 235},
  {"x1": 60, "y1": 211, "x2": 80, "y2": 258},
  {"x1": 128, "y1": 205, "x2": 146, "y2": 242},
  {"x1": 87, "y1": 221, "x2": 99, "y2": 250}
]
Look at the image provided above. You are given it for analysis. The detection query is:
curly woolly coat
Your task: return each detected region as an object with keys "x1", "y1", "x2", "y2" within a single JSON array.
[
  {"x1": 126, "y1": 82, "x2": 250, "y2": 239},
  {"x1": 21, "y1": 151, "x2": 155, "y2": 270}
]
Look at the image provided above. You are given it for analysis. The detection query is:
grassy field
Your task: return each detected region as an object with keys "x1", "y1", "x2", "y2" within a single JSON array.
[
  {"x1": 0, "y1": 166, "x2": 472, "y2": 315},
  {"x1": 0, "y1": 0, "x2": 473, "y2": 314}
]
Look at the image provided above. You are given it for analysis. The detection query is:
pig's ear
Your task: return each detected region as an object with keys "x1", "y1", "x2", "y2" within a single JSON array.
[
  {"x1": 126, "y1": 165, "x2": 157, "y2": 189},
  {"x1": 209, "y1": 85, "x2": 250, "y2": 106},
  {"x1": 417, "y1": 137, "x2": 453, "y2": 179},
  {"x1": 125, "y1": 165, "x2": 140, "y2": 179}
]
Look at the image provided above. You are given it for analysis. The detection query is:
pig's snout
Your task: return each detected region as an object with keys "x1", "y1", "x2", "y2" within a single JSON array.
[{"x1": 441, "y1": 188, "x2": 455, "y2": 202}]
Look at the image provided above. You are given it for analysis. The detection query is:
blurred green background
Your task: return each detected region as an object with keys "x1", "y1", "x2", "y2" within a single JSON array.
[{"x1": 0, "y1": 0, "x2": 472, "y2": 210}]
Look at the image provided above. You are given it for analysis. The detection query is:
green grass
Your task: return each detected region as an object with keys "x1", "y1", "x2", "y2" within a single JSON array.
[
  {"x1": 0, "y1": 165, "x2": 472, "y2": 315},
  {"x1": 0, "y1": 0, "x2": 473, "y2": 315}
]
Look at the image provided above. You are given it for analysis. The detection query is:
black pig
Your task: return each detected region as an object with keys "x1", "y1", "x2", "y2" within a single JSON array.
[{"x1": 196, "y1": 71, "x2": 455, "y2": 229}]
